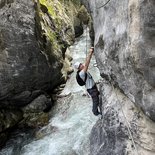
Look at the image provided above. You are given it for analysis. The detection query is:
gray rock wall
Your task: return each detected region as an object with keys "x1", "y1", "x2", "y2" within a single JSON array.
[
  {"x1": 84, "y1": 0, "x2": 155, "y2": 121},
  {"x1": 81, "y1": 0, "x2": 155, "y2": 154},
  {"x1": 0, "y1": 0, "x2": 63, "y2": 105},
  {"x1": 90, "y1": 81, "x2": 155, "y2": 155},
  {"x1": 0, "y1": 0, "x2": 64, "y2": 147}
]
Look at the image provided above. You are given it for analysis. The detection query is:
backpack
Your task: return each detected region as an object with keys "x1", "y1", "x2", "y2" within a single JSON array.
[{"x1": 76, "y1": 71, "x2": 87, "y2": 86}]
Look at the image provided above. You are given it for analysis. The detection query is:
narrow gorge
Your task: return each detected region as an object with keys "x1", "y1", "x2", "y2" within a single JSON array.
[
  {"x1": 0, "y1": 0, "x2": 155, "y2": 155},
  {"x1": 0, "y1": 0, "x2": 88, "y2": 148}
]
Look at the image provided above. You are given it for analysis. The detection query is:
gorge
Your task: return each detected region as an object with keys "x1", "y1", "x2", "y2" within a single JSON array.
[{"x1": 0, "y1": 0, "x2": 155, "y2": 155}]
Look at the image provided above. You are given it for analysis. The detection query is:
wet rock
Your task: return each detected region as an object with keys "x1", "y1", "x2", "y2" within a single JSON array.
[
  {"x1": 59, "y1": 84, "x2": 66, "y2": 89},
  {"x1": 52, "y1": 87, "x2": 64, "y2": 94},
  {"x1": 7, "y1": 90, "x2": 43, "y2": 107},
  {"x1": 19, "y1": 95, "x2": 52, "y2": 128},
  {"x1": 0, "y1": 109, "x2": 23, "y2": 132},
  {"x1": 56, "y1": 92, "x2": 72, "y2": 98},
  {"x1": 20, "y1": 112, "x2": 49, "y2": 128},
  {"x1": 65, "y1": 48, "x2": 73, "y2": 62},
  {"x1": 77, "y1": 5, "x2": 90, "y2": 25},
  {"x1": 74, "y1": 17, "x2": 83, "y2": 38},
  {"x1": 0, "y1": 132, "x2": 8, "y2": 148},
  {"x1": 61, "y1": 48, "x2": 74, "y2": 81},
  {"x1": 0, "y1": 108, "x2": 22, "y2": 146},
  {"x1": 35, "y1": 125, "x2": 59, "y2": 139},
  {"x1": 22, "y1": 94, "x2": 52, "y2": 113}
]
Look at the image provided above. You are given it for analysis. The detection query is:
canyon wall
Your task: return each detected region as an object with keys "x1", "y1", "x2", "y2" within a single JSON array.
[{"x1": 81, "y1": 0, "x2": 155, "y2": 154}]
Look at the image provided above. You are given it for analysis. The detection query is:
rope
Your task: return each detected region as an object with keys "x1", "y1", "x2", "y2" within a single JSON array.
[
  {"x1": 101, "y1": 48, "x2": 138, "y2": 153},
  {"x1": 107, "y1": 74, "x2": 139, "y2": 155},
  {"x1": 96, "y1": 0, "x2": 111, "y2": 9}
]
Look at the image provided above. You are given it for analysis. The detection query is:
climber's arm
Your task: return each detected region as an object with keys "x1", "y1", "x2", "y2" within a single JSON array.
[{"x1": 83, "y1": 47, "x2": 94, "y2": 72}]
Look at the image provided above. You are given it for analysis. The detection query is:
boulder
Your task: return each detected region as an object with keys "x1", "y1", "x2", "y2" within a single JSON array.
[
  {"x1": 22, "y1": 94, "x2": 52, "y2": 113},
  {"x1": 20, "y1": 112, "x2": 49, "y2": 128}
]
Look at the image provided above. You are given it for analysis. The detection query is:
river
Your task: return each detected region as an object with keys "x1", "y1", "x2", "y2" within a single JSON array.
[{"x1": 0, "y1": 28, "x2": 101, "y2": 155}]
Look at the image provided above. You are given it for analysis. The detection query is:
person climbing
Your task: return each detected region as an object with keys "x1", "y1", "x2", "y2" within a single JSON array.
[{"x1": 74, "y1": 47, "x2": 102, "y2": 116}]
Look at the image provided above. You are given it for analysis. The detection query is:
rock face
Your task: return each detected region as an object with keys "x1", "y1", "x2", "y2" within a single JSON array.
[
  {"x1": 0, "y1": 0, "x2": 52, "y2": 102},
  {"x1": 84, "y1": 0, "x2": 155, "y2": 121},
  {"x1": 81, "y1": 0, "x2": 155, "y2": 154},
  {"x1": 90, "y1": 81, "x2": 155, "y2": 155},
  {"x1": 0, "y1": 0, "x2": 75, "y2": 104}
]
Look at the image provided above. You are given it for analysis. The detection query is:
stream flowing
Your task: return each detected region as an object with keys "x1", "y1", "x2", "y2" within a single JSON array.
[{"x1": 0, "y1": 29, "x2": 101, "y2": 155}]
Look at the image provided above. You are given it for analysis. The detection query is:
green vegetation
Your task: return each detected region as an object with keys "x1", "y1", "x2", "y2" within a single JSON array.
[
  {"x1": 35, "y1": 0, "x2": 86, "y2": 63},
  {"x1": 37, "y1": 0, "x2": 64, "y2": 59}
]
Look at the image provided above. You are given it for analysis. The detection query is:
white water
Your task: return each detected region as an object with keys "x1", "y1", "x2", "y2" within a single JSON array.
[{"x1": 0, "y1": 29, "x2": 101, "y2": 155}]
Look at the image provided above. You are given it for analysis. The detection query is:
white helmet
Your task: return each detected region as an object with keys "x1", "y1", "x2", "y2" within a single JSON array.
[{"x1": 74, "y1": 62, "x2": 81, "y2": 69}]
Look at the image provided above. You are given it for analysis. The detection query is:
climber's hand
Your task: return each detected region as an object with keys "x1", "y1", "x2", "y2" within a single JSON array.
[{"x1": 89, "y1": 47, "x2": 94, "y2": 54}]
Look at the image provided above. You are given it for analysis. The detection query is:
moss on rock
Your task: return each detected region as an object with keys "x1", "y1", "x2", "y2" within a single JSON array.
[
  {"x1": 77, "y1": 5, "x2": 90, "y2": 25},
  {"x1": 19, "y1": 112, "x2": 49, "y2": 128},
  {"x1": 34, "y1": 0, "x2": 83, "y2": 82}
]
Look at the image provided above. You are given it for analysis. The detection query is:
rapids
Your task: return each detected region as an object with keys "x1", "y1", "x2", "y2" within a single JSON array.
[{"x1": 0, "y1": 29, "x2": 101, "y2": 155}]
